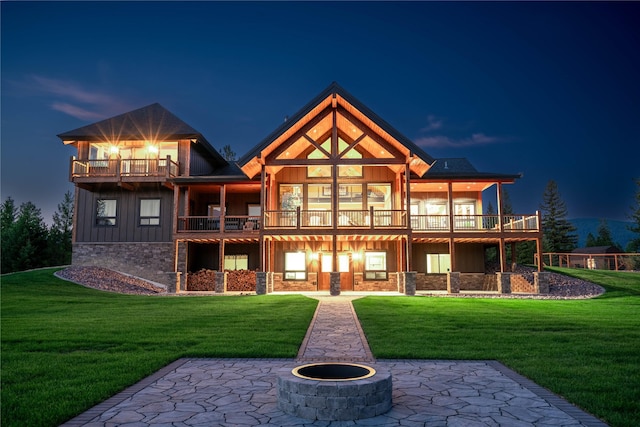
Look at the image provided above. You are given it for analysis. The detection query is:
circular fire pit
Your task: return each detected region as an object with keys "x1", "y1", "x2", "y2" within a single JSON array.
[{"x1": 277, "y1": 363, "x2": 392, "y2": 421}]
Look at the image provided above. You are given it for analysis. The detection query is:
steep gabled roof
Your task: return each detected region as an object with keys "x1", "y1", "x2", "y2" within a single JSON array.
[
  {"x1": 238, "y1": 82, "x2": 435, "y2": 178},
  {"x1": 57, "y1": 103, "x2": 227, "y2": 165}
]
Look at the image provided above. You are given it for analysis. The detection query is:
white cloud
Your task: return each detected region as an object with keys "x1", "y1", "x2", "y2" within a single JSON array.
[
  {"x1": 414, "y1": 132, "x2": 502, "y2": 148},
  {"x1": 51, "y1": 102, "x2": 106, "y2": 121},
  {"x1": 420, "y1": 114, "x2": 443, "y2": 132},
  {"x1": 26, "y1": 75, "x2": 133, "y2": 120}
]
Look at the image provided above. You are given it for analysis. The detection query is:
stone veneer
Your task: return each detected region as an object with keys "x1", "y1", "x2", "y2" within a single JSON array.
[{"x1": 73, "y1": 242, "x2": 175, "y2": 287}]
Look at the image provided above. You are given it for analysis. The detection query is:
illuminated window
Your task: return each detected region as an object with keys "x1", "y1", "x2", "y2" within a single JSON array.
[
  {"x1": 139, "y1": 199, "x2": 160, "y2": 226},
  {"x1": 426, "y1": 254, "x2": 451, "y2": 273},
  {"x1": 364, "y1": 251, "x2": 387, "y2": 280},
  {"x1": 224, "y1": 254, "x2": 248, "y2": 271},
  {"x1": 96, "y1": 199, "x2": 117, "y2": 226},
  {"x1": 284, "y1": 252, "x2": 306, "y2": 280}
]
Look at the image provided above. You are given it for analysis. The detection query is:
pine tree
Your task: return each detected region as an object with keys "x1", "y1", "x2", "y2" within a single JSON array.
[
  {"x1": 594, "y1": 219, "x2": 616, "y2": 247},
  {"x1": 47, "y1": 191, "x2": 74, "y2": 266},
  {"x1": 220, "y1": 145, "x2": 236, "y2": 161},
  {"x1": 627, "y1": 178, "x2": 640, "y2": 252},
  {"x1": 585, "y1": 232, "x2": 597, "y2": 247},
  {"x1": 1, "y1": 197, "x2": 18, "y2": 273},
  {"x1": 500, "y1": 187, "x2": 514, "y2": 215},
  {"x1": 11, "y1": 201, "x2": 49, "y2": 272},
  {"x1": 540, "y1": 180, "x2": 578, "y2": 253}
]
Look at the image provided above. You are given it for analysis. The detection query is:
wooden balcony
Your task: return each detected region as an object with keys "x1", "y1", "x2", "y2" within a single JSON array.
[
  {"x1": 175, "y1": 210, "x2": 540, "y2": 239},
  {"x1": 70, "y1": 157, "x2": 179, "y2": 188},
  {"x1": 177, "y1": 215, "x2": 261, "y2": 233}
]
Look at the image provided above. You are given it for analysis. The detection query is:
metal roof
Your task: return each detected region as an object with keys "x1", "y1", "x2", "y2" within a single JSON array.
[{"x1": 57, "y1": 103, "x2": 227, "y2": 165}]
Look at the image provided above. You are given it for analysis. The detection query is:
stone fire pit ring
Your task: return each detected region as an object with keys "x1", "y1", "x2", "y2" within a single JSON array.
[{"x1": 277, "y1": 362, "x2": 392, "y2": 421}]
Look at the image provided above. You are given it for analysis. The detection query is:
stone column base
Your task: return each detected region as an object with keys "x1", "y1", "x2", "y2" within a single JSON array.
[
  {"x1": 330, "y1": 272, "x2": 341, "y2": 296},
  {"x1": 447, "y1": 272, "x2": 460, "y2": 294}
]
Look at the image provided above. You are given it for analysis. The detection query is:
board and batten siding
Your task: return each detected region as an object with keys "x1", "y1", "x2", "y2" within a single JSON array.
[{"x1": 75, "y1": 187, "x2": 174, "y2": 243}]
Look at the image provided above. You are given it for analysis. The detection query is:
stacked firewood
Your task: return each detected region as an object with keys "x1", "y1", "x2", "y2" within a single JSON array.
[
  {"x1": 226, "y1": 270, "x2": 257, "y2": 292},
  {"x1": 186, "y1": 269, "x2": 217, "y2": 291}
]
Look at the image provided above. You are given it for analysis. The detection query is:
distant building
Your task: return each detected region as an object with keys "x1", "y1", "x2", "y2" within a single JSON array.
[{"x1": 570, "y1": 246, "x2": 623, "y2": 270}]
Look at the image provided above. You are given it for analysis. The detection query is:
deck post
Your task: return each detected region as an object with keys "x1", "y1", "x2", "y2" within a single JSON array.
[
  {"x1": 256, "y1": 272, "x2": 267, "y2": 295},
  {"x1": 447, "y1": 272, "x2": 460, "y2": 294},
  {"x1": 497, "y1": 272, "x2": 511, "y2": 294},
  {"x1": 330, "y1": 272, "x2": 341, "y2": 296},
  {"x1": 404, "y1": 271, "x2": 416, "y2": 296}
]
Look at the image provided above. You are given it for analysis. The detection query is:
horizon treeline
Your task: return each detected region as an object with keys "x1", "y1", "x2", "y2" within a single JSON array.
[{"x1": 1, "y1": 191, "x2": 73, "y2": 274}]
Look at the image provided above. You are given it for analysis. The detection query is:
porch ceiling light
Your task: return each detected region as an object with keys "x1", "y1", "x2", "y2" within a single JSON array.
[{"x1": 109, "y1": 145, "x2": 119, "y2": 154}]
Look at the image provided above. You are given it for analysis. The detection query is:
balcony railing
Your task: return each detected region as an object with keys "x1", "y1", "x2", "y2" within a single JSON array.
[
  {"x1": 71, "y1": 157, "x2": 179, "y2": 180},
  {"x1": 178, "y1": 215, "x2": 261, "y2": 232},
  {"x1": 262, "y1": 208, "x2": 407, "y2": 229},
  {"x1": 176, "y1": 212, "x2": 539, "y2": 234},
  {"x1": 411, "y1": 214, "x2": 539, "y2": 232}
]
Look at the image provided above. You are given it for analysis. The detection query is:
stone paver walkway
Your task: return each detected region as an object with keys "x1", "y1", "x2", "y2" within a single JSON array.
[{"x1": 61, "y1": 295, "x2": 608, "y2": 426}]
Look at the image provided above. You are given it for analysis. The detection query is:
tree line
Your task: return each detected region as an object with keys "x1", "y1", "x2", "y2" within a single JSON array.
[
  {"x1": 1, "y1": 191, "x2": 73, "y2": 274},
  {"x1": 1, "y1": 179, "x2": 639, "y2": 274}
]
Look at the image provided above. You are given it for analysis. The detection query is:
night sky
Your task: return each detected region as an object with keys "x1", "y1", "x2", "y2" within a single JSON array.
[{"x1": 2, "y1": 1, "x2": 639, "y2": 224}]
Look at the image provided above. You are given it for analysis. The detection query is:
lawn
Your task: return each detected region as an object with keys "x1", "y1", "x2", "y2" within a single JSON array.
[
  {"x1": 0, "y1": 268, "x2": 318, "y2": 427},
  {"x1": 353, "y1": 268, "x2": 640, "y2": 427}
]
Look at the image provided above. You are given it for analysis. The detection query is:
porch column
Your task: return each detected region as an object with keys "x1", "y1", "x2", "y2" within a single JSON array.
[
  {"x1": 534, "y1": 272, "x2": 550, "y2": 294},
  {"x1": 449, "y1": 238, "x2": 457, "y2": 272},
  {"x1": 330, "y1": 272, "x2": 341, "y2": 296},
  {"x1": 256, "y1": 271, "x2": 267, "y2": 295},
  {"x1": 497, "y1": 272, "x2": 511, "y2": 294},
  {"x1": 215, "y1": 271, "x2": 226, "y2": 293},
  {"x1": 447, "y1": 271, "x2": 460, "y2": 294},
  {"x1": 404, "y1": 271, "x2": 416, "y2": 296},
  {"x1": 220, "y1": 185, "x2": 226, "y2": 232},
  {"x1": 219, "y1": 239, "x2": 225, "y2": 272}
]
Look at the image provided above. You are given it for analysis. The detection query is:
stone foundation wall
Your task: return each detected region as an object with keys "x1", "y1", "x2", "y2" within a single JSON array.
[
  {"x1": 273, "y1": 272, "x2": 318, "y2": 291},
  {"x1": 416, "y1": 273, "x2": 447, "y2": 291},
  {"x1": 353, "y1": 272, "x2": 398, "y2": 291},
  {"x1": 73, "y1": 242, "x2": 174, "y2": 287}
]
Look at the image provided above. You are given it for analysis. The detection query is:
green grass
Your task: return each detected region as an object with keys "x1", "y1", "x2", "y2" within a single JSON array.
[
  {"x1": 0, "y1": 268, "x2": 318, "y2": 427},
  {"x1": 353, "y1": 267, "x2": 640, "y2": 427}
]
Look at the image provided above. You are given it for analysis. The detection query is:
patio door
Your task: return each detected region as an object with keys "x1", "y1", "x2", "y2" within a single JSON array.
[{"x1": 318, "y1": 253, "x2": 353, "y2": 291}]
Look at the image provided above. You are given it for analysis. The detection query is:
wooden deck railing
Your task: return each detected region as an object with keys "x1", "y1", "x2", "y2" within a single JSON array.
[
  {"x1": 71, "y1": 157, "x2": 179, "y2": 180},
  {"x1": 176, "y1": 211, "x2": 539, "y2": 234},
  {"x1": 177, "y1": 215, "x2": 261, "y2": 232}
]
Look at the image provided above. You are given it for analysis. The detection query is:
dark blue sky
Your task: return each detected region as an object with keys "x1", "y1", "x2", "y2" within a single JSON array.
[{"x1": 2, "y1": 1, "x2": 639, "y2": 223}]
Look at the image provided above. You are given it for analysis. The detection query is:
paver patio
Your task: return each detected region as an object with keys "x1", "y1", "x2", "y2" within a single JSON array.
[{"x1": 61, "y1": 296, "x2": 607, "y2": 426}]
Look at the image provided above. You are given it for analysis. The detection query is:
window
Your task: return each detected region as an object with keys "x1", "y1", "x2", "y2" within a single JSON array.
[
  {"x1": 426, "y1": 253, "x2": 451, "y2": 273},
  {"x1": 140, "y1": 199, "x2": 160, "y2": 225},
  {"x1": 364, "y1": 251, "x2": 387, "y2": 280},
  {"x1": 96, "y1": 199, "x2": 117, "y2": 226},
  {"x1": 284, "y1": 252, "x2": 306, "y2": 280},
  {"x1": 224, "y1": 254, "x2": 248, "y2": 271}
]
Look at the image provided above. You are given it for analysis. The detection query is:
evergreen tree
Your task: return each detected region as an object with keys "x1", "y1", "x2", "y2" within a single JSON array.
[
  {"x1": 220, "y1": 144, "x2": 236, "y2": 161},
  {"x1": 500, "y1": 187, "x2": 514, "y2": 215},
  {"x1": 540, "y1": 180, "x2": 578, "y2": 253},
  {"x1": 47, "y1": 191, "x2": 74, "y2": 266},
  {"x1": 594, "y1": 219, "x2": 616, "y2": 247},
  {"x1": 485, "y1": 201, "x2": 495, "y2": 215},
  {"x1": 627, "y1": 178, "x2": 640, "y2": 252},
  {"x1": 1, "y1": 197, "x2": 18, "y2": 273},
  {"x1": 585, "y1": 232, "x2": 597, "y2": 247},
  {"x1": 11, "y1": 201, "x2": 49, "y2": 271}
]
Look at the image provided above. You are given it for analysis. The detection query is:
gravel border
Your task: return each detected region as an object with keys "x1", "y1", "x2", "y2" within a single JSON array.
[{"x1": 55, "y1": 266, "x2": 605, "y2": 299}]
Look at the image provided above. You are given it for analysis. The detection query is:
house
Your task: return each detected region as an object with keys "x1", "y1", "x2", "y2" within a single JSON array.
[
  {"x1": 58, "y1": 82, "x2": 544, "y2": 294},
  {"x1": 570, "y1": 246, "x2": 624, "y2": 270}
]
